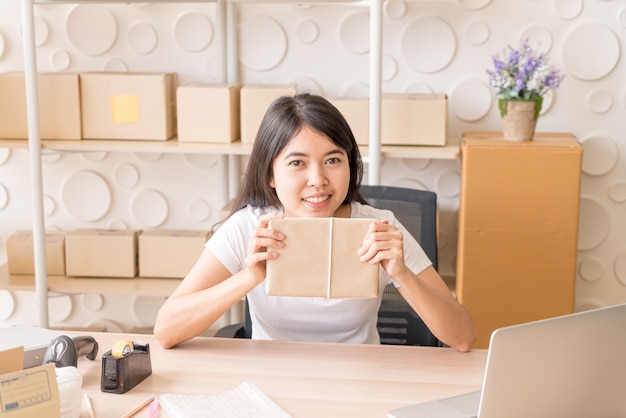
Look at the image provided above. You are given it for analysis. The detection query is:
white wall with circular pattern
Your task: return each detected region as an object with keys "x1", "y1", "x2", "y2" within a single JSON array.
[{"x1": 1, "y1": 0, "x2": 625, "y2": 332}]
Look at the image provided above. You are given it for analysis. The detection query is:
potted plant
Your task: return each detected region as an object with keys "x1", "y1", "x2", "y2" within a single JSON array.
[{"x1": 487, "y1": 38, "x2": 565, "y2": 141}]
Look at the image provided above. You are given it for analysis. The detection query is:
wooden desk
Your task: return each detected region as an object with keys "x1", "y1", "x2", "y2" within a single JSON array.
[{"x1": 75, "y1": 332, "x2": 486, "y2": 417}]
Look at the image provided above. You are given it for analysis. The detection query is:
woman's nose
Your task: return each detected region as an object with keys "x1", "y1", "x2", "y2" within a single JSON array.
[{"x1": 307, "y1": 165, "x2": 328, "y2": 187}]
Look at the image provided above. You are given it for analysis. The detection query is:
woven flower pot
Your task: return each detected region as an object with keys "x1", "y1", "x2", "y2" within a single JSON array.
[{"x1": 498, "y1": 97, "x2": 543, "y2": 141}]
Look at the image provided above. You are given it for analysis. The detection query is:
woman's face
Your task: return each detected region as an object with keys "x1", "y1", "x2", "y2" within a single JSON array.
[{"x1": 270, "y1": 125, "x2": 350, "y2": 218}]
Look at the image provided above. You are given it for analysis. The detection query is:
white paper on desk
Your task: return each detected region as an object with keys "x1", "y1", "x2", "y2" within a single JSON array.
[{"x1": 158, "y1": 381, "x2": 292, "y2": 418}]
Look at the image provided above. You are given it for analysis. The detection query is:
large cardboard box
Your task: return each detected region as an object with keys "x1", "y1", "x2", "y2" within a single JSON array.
[
  {"x1": 0, "y1": 347, "x2": 60, "y2": 418},
  {"x1": 138, "y1": 229, "x2": 211, "y2": 278},
  {"x1": 456, "y1": 132, "x2": 583, "y2": 348},
  {"x1": 327, "y1": 97, "x2": 369, "y2": 146},
  {"x1": 0, "y1": 72, "x2": 82, "y2": 140},
  {"x1": 240, "y1": 84, "x2": 296, "y2": 144},
  {"x1": 177, "y1": 83, "x2": 241, "y2": 143},
  {"x1": 6, "y1": 231, "x2": 65, "y2": 276},
  {"x1": 381, "y1": 93, "x2": 447, "y2": 146},
  {"x1": 266, "y1": 218, "x2": 379, "y2": 298},
  {"x1": 80, "y1": 72, "x2": 177, "y2": 140},
  {"x1": 65, "y1": 229, "x2": 138, "y2": 278}
]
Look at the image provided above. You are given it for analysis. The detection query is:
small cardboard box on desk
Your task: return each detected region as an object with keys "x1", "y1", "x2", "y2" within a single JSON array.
[
  {"x1": 6, "y1": 231, "x2": 66, "y2": 276},
  {"x1": 65, "y1": 229, "x2": 138, "y2": 278},
  {"x1": 266, "y1": 218, "x2": 379, "y2": 298},
  {"x1": 0, "y1": 347, "x2": 60, "y2": 418}
]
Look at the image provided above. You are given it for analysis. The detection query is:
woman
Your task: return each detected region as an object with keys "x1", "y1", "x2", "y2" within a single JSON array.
[{"x1": 154, "y1": 93, "x2": 476, "y2": 352}]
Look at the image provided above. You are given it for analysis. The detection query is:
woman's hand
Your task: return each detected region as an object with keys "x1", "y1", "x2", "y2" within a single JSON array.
[
  {"x1": 245, "y1": 212, "x2": 285, "y2": 284},
  {"x1": 357, "y1": 220, "x2": 410, "y2": 280}
]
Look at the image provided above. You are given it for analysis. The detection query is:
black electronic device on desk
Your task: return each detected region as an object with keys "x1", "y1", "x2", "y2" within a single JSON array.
[{"x1": 101, "y1": 340, "x2": 152, "y2": 394}]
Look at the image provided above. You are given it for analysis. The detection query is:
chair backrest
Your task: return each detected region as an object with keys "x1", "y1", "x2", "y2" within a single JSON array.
[{"x1": 359, "y1": 185, "x2": 440, "y2": 347}]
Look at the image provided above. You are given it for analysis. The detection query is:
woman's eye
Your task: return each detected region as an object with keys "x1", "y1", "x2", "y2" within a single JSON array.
[
  {"x1": 326, "y1": 157, "x2": 341, "y2": 165},
  {"x1": 289, "y1": 160, "x2": 304, "y2": 167}
]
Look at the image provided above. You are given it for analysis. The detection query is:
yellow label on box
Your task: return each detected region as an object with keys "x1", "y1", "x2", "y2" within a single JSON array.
[{"x1": 111, "y1": 95, "x2": 139, "y2": 124}]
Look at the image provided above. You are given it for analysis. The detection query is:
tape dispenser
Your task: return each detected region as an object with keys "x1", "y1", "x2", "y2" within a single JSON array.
[{"x1": 100, "y1": 340, "x2": 152, "y2": 394}]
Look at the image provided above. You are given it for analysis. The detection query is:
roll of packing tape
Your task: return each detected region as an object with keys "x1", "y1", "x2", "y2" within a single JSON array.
[{"x1": 111, "y1": 340, "x2": 133, "y2": 358}]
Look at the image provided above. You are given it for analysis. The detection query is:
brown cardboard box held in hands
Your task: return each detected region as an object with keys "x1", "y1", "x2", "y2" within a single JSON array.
[{"x1": 266, "y1": 218, "x2": 379, "y2": 299}]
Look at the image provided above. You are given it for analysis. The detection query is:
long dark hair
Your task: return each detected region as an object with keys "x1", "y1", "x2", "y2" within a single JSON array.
[{"x1": 228, "y1": 92, "x2": 366, "y2": 218}]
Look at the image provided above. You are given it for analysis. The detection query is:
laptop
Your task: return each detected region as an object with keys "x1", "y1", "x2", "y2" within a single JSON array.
[
  {"x1": 388, "y1": 303, "x2": 626, "y2": 418},
  {"x1": 0, "y1": 326, "x2": 62, "y2": 368}
]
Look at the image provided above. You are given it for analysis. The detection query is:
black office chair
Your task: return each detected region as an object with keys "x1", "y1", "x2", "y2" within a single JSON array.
[
  {"x1": 360, "y1": 185, "x2": 440, "y2": 347},
  {"x1": 216, "y1": 185, "x2": 440, "y2": 346}
]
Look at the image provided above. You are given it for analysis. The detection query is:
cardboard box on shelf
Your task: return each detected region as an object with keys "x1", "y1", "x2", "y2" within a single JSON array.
[
  {"x1": 6, "y1": 231, "x2": 66, "y2": 276},
  {"x1": 266, "y1": 218, "x2": 379, "y2": 298},
  {"x1": 0, "y1": 72, "x2": 82, "y2": 140},
  {"x1": 0, "y1": 347, "x2": 60, "y2": 418},
  {"x1": 80, "y1": 72, "x2": 177, "y2": 141},
  {"x1": 177, "y1": 83, "x2": 241, "y2": 143},
  {"x1": 240, "y1": 84, "x2": 296, "y2": 144},
  {"x1": 138, "y1": 230, "x2": 211, "y2": 278},
  {"x1": 381, "y1": 93, "x2": 447, "y2": 146},
  {"x1": 65, "y1": 229, "x2": 138, "y2": 278},
  {"x1": 327, "y1": 97, "x2": 369, "y2": 146}
]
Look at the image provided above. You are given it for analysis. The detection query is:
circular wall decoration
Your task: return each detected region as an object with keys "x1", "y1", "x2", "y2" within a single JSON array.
[
  {"x1": 0, "y1": 32, "x2": 5, "y2": 59},
  {"x1": 102, "y1": 58, "x2": 128, "y2": 72},
  {"x1": 449, "y1": 78, "x2": 492, "y2": 121},
  {"x1": 338, "y1": 12, "x2": 370, "y2": 55},
  {"x1": 403, "y1": 81, "x2": 434, "y2": 94},
  {"x1": 456, "y1": 0, "x2": 492, "y2": 10},
  {"x1": 562, "y1": 23, "x2": 619, "y2": 81},
  {"x1": 341, "y1": 81, "x2": 369, "y2": 98},
  {"x1": 82, "y1": 151, "x2": 108, "y2": 163},
  {"x1": 619, "y1": 7, "x2": 626, "y2": 28},
  {"x1": 47, "y1": 294, "x2": 73, "y2": 323},
  {"x1": 587, "y1": 89, "x2": 613, "y2": 114},
  {"x1": 401, "y1": 17, "x2": 456, "y2": 73},
  {"x1": 128, "y1": 22, "x2": 158, "y2": 55},
  {"x1": 0, "y1": 291, "x2": 15, "y2": 320},
  {"x1": 81, "y1": 293, "x2": 104, "y2": 312},
  {"x1": 581, "y1": 135, "x2": 619, "y2": 176},
  {"x1": 43, "y1": 194, "x2": 56, "y2": 216},
  {"x1": 616, "y1": 251, "x2": 626, "y2": 287},
  {"x1": 382, "y1": 53, "x2": 398, "y2": 82},
  {"x1": 113, "y1": 162, "x2": 140, "y2": 189},
  {"x1": 188, "y1": 198, "x2": 211, "y2": 222},
  {"x1": 239, "y1": 16, "x2": 287, "y2": 71},
  {"x1": 384, "y1": 0, "x2": 407, "y2": 19},
  {"x1": 0, "y1": 184, "x2": 9, "y2": 210},
  {"x1": 289, "y1": 75, "x2": 323, "y2": 96},
  {"x1": 174, "y1": 12, "x2": 213, "y2": 53},
  {"x1": 183, "y1": 154, "x2": 219, "y2": 170},
  {"x1": 34, "y1": 17, "x2": 49, "y2": 47},
  {"x1": 608, "y1": 181, "x2": 626, "y2": 203},
  {"x1": 578, "y1": 258, "x2": 604, "y2": 283},
  {"x1": 66, "y1": 5, "x2": 118, "y2": 56},
  {"x1": 295, "y1": 19, "x2": 319, "y2": 45},
  {"x1": 435, "y1": 171, "x2": 461, "y2": 199},
  {"x1": 554, "y1": 0, "x2": 583, "y2": 21},
  {"x1": 132, "y1": 296, "x2": 166, "y2": 327},
  {"x1": 134, "y1": 152, "x2": 163, "y2": 163},
  {"x1": 50, "y1": 49, "x2": 71, "y2": 70},
  {"x1": 131, "y1": 189, "x2": 169, "y2": 228},
  {"x1": 61, "y1": 171, "x2": 112, "y2": 222},
  {"x1": 577, "y1": 197, "x2": 611, "y2": 251},
  {"x1": 465, "y1": 20, "x2": 490, "y2": 46},
  {"x1": 0, "y1": 148, "x2": 10, "y2": 166},
  {"x1": 519, "y1": 25, "x2": 553, "y2": 52}
]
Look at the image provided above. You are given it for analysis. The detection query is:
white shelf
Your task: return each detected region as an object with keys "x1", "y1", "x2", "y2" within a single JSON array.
[
  {"x1": 0, "y1": 264, "x2": 180, "y2": 297},
  {"x1": 1, "y1": 138, "x2": 459, "y2": 158}
]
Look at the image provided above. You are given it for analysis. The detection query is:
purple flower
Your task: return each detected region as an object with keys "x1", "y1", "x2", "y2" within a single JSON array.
[{"x1": 487, "y1": 38, "x2": 565, "y2": 100}]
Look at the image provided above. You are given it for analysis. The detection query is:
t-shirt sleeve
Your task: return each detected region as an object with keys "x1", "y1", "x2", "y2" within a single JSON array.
[{"x1": 206, "y1": 207, "x2": 258, "y2": 275}]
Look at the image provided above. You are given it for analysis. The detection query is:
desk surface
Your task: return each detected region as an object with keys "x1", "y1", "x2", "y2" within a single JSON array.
[{"x1": 73, "y1": 332, "x2": 486, "y2": 418}]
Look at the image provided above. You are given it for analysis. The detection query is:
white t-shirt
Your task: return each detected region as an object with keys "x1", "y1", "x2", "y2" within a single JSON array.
[{"x1": 207, "y1": 202, "x2": 431, "y2": 344}]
